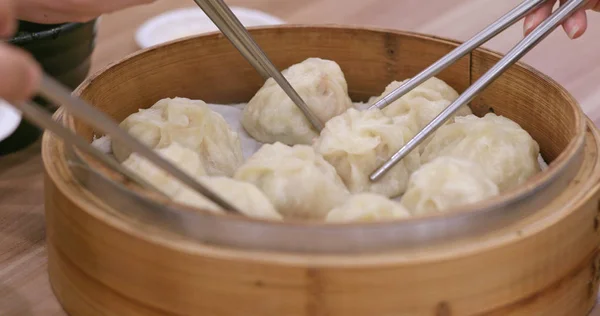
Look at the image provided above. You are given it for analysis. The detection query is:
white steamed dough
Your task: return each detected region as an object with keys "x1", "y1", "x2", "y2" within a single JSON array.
[
  {"x1": 241, "y1": 58, "x2": 353, "y2": 145},
  {"x1": 400, "y1": 157, "x2": 500, "y2": 215},
  {"x1": 113, "y1": 97, "x2": 244, "y2": 177},
  {"x1": 91, "y1": 60, "x2": 546, "y2": 223},
  {"x1": 313, "y1": 108, "x2": 420, "y2": 198},
  {"x1": 326, "y1": 193, "x2": 411, "y2": 222},
  {"x1": 174, "y1": 177, "x2": 283, "y2": 221},
  {"x1": 369, "y1": 77, "x2": 473, "y2": 152},
  {"x1": 122, "y1": 142, "x2": 207, "y2": 197},
  {"x1": 421, "y1": 113, "x2": 541, "y2": 192},
  {"x1": 370, "y1": 77, "x2": 472, "y2": 127},
  {"x1": 234, "y1": 142, "x2": 350, "y2": 220},
  {"x1": 122, "y1": 144, "x2": 280, "y2": 220}
]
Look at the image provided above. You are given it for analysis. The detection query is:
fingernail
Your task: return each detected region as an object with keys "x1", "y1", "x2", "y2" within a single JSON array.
[
  {"x1": 523, "y1": 19, "x2": 535, "y2": 35},
  {"x1": 568, "y1": 24, "x2": 580, "y2": 39}
]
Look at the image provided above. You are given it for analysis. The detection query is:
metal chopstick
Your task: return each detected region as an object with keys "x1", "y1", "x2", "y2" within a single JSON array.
[
  {"x1": 192, "y1": 0, "x2": 269, "y2": 79},
  {"x1": 192, "y1": 0, "x2": 325, "y2": 132},
  {"x1": 13, "y1": 100, "x2": 167, "y2": 196},
  {"x1": 369, "y1": 0, "x2": 548, "y2": 111},
  {"x1": 370, "y1": 0, "x2": 588, "y2": 181},
  {"x1": 36, "y1": 74, "x2": 243, "y2": 214}
]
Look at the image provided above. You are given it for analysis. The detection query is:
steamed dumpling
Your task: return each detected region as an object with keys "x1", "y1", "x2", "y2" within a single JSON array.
[
  {"x1": 401, "y1": 157, "x2": 500, "y2": 215},
  {"x1": 113, "y1": 97, "x2": 244, "y2": 176},
  {"x1": 122, "y1": 142, "x2": 207, "y2": 197},
  {"x1": 370, "y1": 77, "x2": 472, "y2": 130},
  {"x1": 123, "y1": 143, "x2": 280, "y2": 220},
  {"x1": 242, "y1": 58, "x2": 353, "y2": 145},
  {"x1": 313, "y1": 108, "x2": 420, "y2": 198},
  {"x1": 326, "y1": 193, "x2": 411, "y2": 223},
  {"x1": 421, "y1": 113, "x2": 541, "y2": 191},
  {"x1": 234, "y1": 142, "x2": 350, "y2": 220},
  {"x1": 112, "y1": 105, "x2": 165, "y2": 161},
  {"x1": 174, "y1": 177, "x2": 283, "y2": 221}
]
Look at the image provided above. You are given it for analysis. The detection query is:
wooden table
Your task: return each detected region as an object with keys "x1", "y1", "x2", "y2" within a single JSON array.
[{"x1": 2, "y1": 0, "x2": 600, "y2": 314}]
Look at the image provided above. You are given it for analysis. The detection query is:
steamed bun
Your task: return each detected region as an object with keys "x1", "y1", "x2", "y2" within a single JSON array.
[
  {"x1": 370, "y1": 77, "x2": 472, "y2": 130},
  {"x1": 112, "y1": 105, "x2": 164, "y2": 162},
  {"x1": 326, "y1": 193, "x2": 411, "y2": 223},
  {"x1": 421, "y1": 113, "x2": 541, "y2": 192},
  {"x1": 234, "y1": 142, "x2": 350, "y2": 220},
  {"x1": 400, "y1": 157, "x2": 500, "y2": 215},
  {"x1": 123, "y1": 143, "x2": 280, "y2": 220},
  {"x1": 174, "y1": 177, "x2": 283, "y2": 221},
  {"x1": 242, "y1": 58, "x2": 353, "y2": 145},
  {"x1": 113, "y1": 97, "x2": 244, "y2": 176},
  {"x1": 313, "y1": 108, "x2": 420, "y2": 198},
  {"x1": 122, "y1": 142, "x2": 207, "y2": 197}
]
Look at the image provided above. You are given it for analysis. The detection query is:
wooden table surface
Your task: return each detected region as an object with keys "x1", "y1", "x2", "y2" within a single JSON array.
[{"x1": 2, "y1": 0, "x2": 600, "y2": 314}]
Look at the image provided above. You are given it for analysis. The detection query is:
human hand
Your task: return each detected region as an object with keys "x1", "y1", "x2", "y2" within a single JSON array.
[
  {"x1": 524, "y1": 0, "x2": 600, "y2": 39},
  {"x1": 15, "y1": 0, "x2": 156, "y2": 24},
  {"x1": 0, "y1": 0, "x2": 41, "y2": 103}
]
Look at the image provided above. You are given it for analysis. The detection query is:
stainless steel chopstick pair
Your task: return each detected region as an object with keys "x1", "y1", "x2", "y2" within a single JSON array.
[
  {"x1": 193, "y1": 0, "x2": 585, "y2": 182},
  {"x1": 10, "y1": 0, "x2": 326, "y2": 217},
  {"x1": 369, "y1": 0, "x2": 588, "y2": 181},
  {"x1": 9, "y1": 0, "x2": 586, "y2": 218},
  {"x1": 192, "y1": 0, "x2": 324, "y2": 132},
  {"x1": 11, "y1": 75, "x2": 244, "y2": 214}
]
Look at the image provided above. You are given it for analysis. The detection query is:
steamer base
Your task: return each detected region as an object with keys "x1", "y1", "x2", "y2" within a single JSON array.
[{"x1": 43, "y1": 120, "x2": 600, "y2": 315}]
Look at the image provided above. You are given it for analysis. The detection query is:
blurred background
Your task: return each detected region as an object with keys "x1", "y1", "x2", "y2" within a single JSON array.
[{"x1": 97, "y1": 0, "x2": 600, "y2": 122}]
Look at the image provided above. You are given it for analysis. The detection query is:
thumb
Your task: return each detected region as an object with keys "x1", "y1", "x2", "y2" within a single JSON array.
[
  {"x1": 0, "y1": 0, "x2": 16, "y2": 37},
  {"x1": 0, "y1": 44, "x2": 41, "y2": 103}
]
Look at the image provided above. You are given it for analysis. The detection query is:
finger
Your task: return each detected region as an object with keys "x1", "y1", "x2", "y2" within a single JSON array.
[
  {"x1": 33, "y1": 0, "x2": 155, "y2": 20},
  {"x1": 591, "y1": 0, "x2": 600, "y2": 12},
  {"x1": 0, "y1": 44, "x2": 41, "y2": 102},
  {"x1": 15, "y1": 12, "x2": 96, "y2": 24},
  {"x1": 524, "y1": 0, "x2": 557, "y2": 36},
  {"x1": 562, "y1": 8, "x2": 587, "y2": 39},
  {"x1": 0, "y1": 0, "x2": 16, "y2": 38},
  {"x1": 559, "y1": 0, "x2": 587, "y2": 39},
  {"x1": 16, "y1": 0, "x2": 155, "y2": 24},
  {"x1": 85, "y1": 0, "x2": 156, "y2": 13},
  {"x1": 14, "y1": 0, "x2": 97, "y2": 24}
]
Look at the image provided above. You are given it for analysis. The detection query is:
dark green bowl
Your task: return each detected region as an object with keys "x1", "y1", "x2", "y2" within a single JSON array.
[{"x1": 0, "y1": 19, "x2": 98, "y2": 156}]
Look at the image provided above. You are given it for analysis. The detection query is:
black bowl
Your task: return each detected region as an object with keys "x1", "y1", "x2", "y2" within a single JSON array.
[{"x1": 0, "y1": 19, "x2": 98, "y2": 156}]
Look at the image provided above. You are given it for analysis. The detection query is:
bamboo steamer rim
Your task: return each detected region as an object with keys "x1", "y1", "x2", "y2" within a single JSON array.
[
  {"x1": 42, "y1": 119, "x2": 600, "y2": 267},
  {"x1": 49, "y1": 25, "x2": 588, "y2": 255}
]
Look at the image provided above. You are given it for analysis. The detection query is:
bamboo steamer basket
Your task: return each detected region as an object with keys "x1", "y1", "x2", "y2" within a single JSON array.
[{"x1": 42, "y1": 26, "x2": 600, "y2": 315}]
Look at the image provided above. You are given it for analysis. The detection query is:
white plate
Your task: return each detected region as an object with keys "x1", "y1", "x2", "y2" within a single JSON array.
[
  {"x1": 0, "y1": 100, "x2": 22, "y2": 142},
  {"x1": 135, "y1": 7, "x2": 285, "y2": 49}
]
